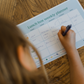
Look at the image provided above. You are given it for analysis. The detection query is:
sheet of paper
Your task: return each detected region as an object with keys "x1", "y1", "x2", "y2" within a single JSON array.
[{"x1": 18, "y1": 0, "x2": 84, "y2": 67}]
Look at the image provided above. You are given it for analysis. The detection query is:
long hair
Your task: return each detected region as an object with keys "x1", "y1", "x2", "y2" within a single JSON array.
[{"x1": 0, "y1": 18, "x2": 49, "y2": 84}]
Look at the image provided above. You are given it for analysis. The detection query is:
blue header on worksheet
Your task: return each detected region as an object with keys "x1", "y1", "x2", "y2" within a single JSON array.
[{"x1": 17, "y1": 0, "x2": 84, "y2": 34}]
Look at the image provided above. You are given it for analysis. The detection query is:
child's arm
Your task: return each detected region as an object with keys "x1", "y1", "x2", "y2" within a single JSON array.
[{"x1": 58, "y1": 26, "x2": 84, "y2": 84}]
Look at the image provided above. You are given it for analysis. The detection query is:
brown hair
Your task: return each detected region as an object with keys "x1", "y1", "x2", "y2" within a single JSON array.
[{"x1": 0, "y1": 18, "x2": 49, "y2": 84}]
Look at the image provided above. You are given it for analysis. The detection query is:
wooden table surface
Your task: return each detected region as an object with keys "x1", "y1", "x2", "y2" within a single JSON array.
[{"x1": 0, "y1": 0, "x2": 84, "y2": 84}]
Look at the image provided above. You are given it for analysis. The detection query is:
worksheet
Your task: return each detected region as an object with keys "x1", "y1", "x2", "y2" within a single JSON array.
[{"x1": 18, "y1": 0, "x2": 84, "y2": 67}]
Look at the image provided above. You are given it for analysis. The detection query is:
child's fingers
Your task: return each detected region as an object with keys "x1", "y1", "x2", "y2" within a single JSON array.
[
  {"x1": 58, "y1": 26, "x2": 66, "y2": 40},
  {"x1": 58, "y1": 30, "x2": 63, "y2": 39},
  {"x1": 61, "y1": 26, "x2": 66, "y2": 32}
]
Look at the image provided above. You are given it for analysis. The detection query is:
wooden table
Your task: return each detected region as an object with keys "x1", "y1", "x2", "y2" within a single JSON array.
[{"x1": 0, "y1": 0, "x2": 84, "y2": 84}]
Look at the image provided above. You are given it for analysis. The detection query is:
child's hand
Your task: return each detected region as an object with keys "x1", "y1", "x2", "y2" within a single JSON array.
[
  {"x1": 58, "y1": 26, "x2": 84, "y2": 84},
  {"x1": 58, "y1": 26, "x2": 76, "y2": 51}
]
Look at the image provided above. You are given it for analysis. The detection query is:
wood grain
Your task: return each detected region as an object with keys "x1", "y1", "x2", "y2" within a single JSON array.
[
  {"x1": 0, "y1": 0, "x2": 16, "y2": 20},
  {"x1": 0, "y1": 0, "x2": 84, "y2": 84}
]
